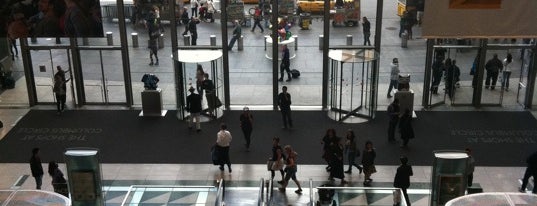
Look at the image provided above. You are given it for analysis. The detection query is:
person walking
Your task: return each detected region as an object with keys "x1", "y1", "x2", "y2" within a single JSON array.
[
  {"x1": 239, "y1": 106, "x2": 253, "y2": 151},
  {"x1": 251, "y1": 6, "x2": 264, "y2": 33},
  {"x1": 48, "y1": 161, "x2": 68, "y2": 197},
  {"x1": 278, "y1": 145, "x2": 303, "y2": 194},
  {"x1": 344, "y1": 129, "x2": 363, "y2": 174},
  {"x1": 388, "y1": 98, "x2": 400, "y2": 143},
  {"x1": 387, "y1": 58, "x2": 400, "y2": 98},
  {"x1": 202, "y1": 73, "x2": 220, "y2": 117},
  {"x1": 206, "y1": 0, "x2": 215, "y2": 22},
  {"x1": 393, "y1": 156, "x2": 413, "y2": 206},
  {"x1": 190, "y1": 0, "x2": 199, "y2": 17},
  {"x1": 278, "y1": 86, "x2": 293, "y2": 129},
  {"x1": 215, "y1": 123, "x2": 232, "y2": 173},
  {"x1": 147, "y1": 14, "x2": 160, "y2": 66},
  {"x1": 278, "y1": 45, "x2": 292, "y2": 82},
  {"x1": 322, "y1": 128, "x2": 338, "y2": 172},
  {"x1": 398, "y1": 109, "x2": 414, "y2": 147},
  {"x1": 328, "y1": 137, "x2": 347, "y2": 185},
  {"x1": 501, "y1": 53, "x2": 513, "y2": 91},
  {"x1": 362, "y1": 16, "x2": 371, "y2": 46},
  {"x1": 361, "y1": 141, "x2": 376, "y2": 186},
  {"x1": 186, "y1": 87, "x2": 202, "y2": 132},
  {"x1": 465, "y1": 148, "x2": 475, "y2": 187},
  {"x1": 30, "y1": 148, "x2": 44, "y2": 189},
  {"x1": 485, "y1": 54, "x2": 503, "y2": 90},
  {"x1": 519, "y1": 150, "x2": 537, "y2": 193},
  {"x1": 183, "y1": 16, "x2": 200, "y2": 45},
  {"x1": 270, "y1": 137, "x2": 285, "y2": 183},
  {"x1": 228, "y1": 20, "x2": 242, "y2": 51},
  {"x1": 53, "y1": 66, "x2": 68, "y2": 115}
]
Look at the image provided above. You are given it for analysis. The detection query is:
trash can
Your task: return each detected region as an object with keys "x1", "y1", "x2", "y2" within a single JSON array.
[{"x1": 401, "y1": 32, "x2": 408, "y2": 48}]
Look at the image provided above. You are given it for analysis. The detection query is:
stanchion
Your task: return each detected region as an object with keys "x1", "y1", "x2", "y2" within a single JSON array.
[
  {"x1": 158, "y1": 34, "x2": 164, "y2": 49},
  {"x1": 238, "y1": 35, "x2": 244, "y2": 51},
  {"x1": 106, "y1": 32, "x2": 113, "y2": 45},
  {"x1": 210, "y1": 35, "x2": 216, "y2": 46},
  {"x1": 131, "y1": 33, "x2": 138, "y2": 48},
  {"x1": 319, "y1": 35, "x2": 323, "y2": 50},
  {"x1": 183, "y1": 35, "x2": 191, "y2": 46},
  {"x1": 292, "y1": 35, "x2": 298, "y2": 50}
]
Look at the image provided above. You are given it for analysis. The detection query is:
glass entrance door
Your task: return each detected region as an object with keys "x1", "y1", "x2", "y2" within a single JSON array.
[
  {"x1": 328, "y1": 49, "x2": 377, "y2": 122},
  {"x1": 79, "y1": 50, "x2": 126, "y2": 104},
  {"x1": 29, "y1": 49, "x2": 76, "y2": 106}
]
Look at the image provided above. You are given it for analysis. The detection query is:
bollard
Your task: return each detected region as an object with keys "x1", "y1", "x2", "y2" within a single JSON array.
[
  {"x1": 82, "y1": 37, "x2": 89, "y2": 46},
  {"x1": 106, "y1": 31, "x2": 113, "y2": 45},
  {"x1": 210, "y1": 35, "x2": 216, "y2": 46},
  {"x1": 183, "y1": 35, "x2": 191, "y2": 46},
  {"x1": 401, "y1": 32, "x2": 408, "y2": 48},
  {"x1": 292, "y1": 35, "x2": 298, "y2": 50},
  {"x1": 264, "y1": 35, "x2": 270, "y2": 51},
  {"x1": 346, "y1": 35, "x2": 352, "y2": 45},
  {"x1": 238, "y1": 35, "x2": 244, "y2": 51},
  {"x1": 158, "y1": 34, "x2": 164, "y2": 49},
  {"x1": 319, "y1": 35, "x2": 323, "y2": 50},
  {"x1": 131, "y1": 33, "x2": 138, "y2": 48}
]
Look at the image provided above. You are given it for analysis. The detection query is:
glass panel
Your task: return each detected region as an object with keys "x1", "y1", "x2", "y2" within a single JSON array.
[
  {"x1": 481, "y1": 49, "x2": 519, "y2": 106},
  {"x1": 121, "y1": 186, "x2": 217, "y2": 205},
  {"x1": 313, "y1": 187, "x2": 408, "y2": 206},
  {"x1": 428, "y1": 47, "x2": 448, "y2": 106},
  {"x1": 30, "y1": 50, "x2": 74, "y2": 105},
  {"x1": 449, "y1": 49, "x2": 478, "y2": 105},
  {"x1": 80, "y1": 50, "x2": 126, "y2": 104}
]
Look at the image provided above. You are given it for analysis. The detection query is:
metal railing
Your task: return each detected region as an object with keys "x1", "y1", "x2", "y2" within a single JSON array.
[
  {"x1": 257, "y1": 178, "x2": 265, "y2": 206},
  {"x1": 311, "y1": 186, "x2": 408, "y2": 206}
]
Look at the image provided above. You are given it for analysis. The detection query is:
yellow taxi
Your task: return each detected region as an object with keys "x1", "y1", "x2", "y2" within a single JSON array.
[{"x1": 297, "y1": 0, "x2": 335, "y2": 13}]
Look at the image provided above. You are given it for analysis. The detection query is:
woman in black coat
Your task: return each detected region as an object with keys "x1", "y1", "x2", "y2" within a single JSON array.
[
  {"x1": 361, "y1": 141, "x2": 376, "y2": 186},
  {"x1": 399, "y1": 109, "x2": 414, "y2": 147},
  {"x1": 394, "y1": 156, "x2": 413, "y2": 206}
]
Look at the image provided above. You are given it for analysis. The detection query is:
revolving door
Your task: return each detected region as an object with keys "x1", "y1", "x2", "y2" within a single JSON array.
[
  {"x1": 175, "y1": 49, "x2": 225, "y2": 121},
  {"x1": 328, "y1": 49, "x2": 378, "y2": 122}
]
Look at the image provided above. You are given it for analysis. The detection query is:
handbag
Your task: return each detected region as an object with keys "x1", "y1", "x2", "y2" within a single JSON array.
[
  {"x1": 266, "y1": 159, "x2": 274, "y2": 171},
  {"x1": 271, "y1": 158, "x2": 284, "y2": 171},
  {"x1": 211, "y1": 145, "x2": 220, "y2": 165}
]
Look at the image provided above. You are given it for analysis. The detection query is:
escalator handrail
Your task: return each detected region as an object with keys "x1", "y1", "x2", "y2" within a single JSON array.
[
  {"x1": 267, "y1": 179, "x2": 273, "y2": 206},
  {"x1": 309, "y1": 178, "x2": 314, "y2": 206},
  {"x1": 258, "y1": 178, "x2": 265, "y2": 206},
  {"x1": 215, "y1": 179, "x2": 225, "y2": 206}
]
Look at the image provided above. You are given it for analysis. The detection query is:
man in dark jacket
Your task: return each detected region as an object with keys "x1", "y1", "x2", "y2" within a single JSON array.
[
  {"x1": 278, "y1": 86, "x2": 292, "y2": 129},
  {"x1": 485, "y1": 54, "x2": 503, "y2": 90},
  {"x1": 30, "y1": 147, "x2": 44, "y2": 189},
  {"x1": 183, "y1": 16, "x2": 200, "y2": 45},
  {"x1": 186, "y1": 87, "x2": 202, "y2": 132},
  {"x1": 387, "y1": 98, "x2": 400, "y2": 142},
  {"x1": 394, "y1": 156, "x2": 413, "y2": 206},
  {"x1": 519, "y1": 151, "x2": 537, "y2": 193}
]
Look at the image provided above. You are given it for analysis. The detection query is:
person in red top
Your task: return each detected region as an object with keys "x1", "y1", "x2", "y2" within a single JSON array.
[{"x1": 251, "y1": 6, "x2": 264, "y2": 33}]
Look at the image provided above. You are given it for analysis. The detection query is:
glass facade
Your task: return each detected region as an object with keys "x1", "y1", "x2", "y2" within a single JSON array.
[{"x1": 0, "y1": 0, "x2": 536, "y2": 113}]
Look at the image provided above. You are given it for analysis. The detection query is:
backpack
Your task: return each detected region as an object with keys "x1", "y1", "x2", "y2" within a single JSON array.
[{"x1": 291, "y1": 69, "x2": 300, "y2": 78}]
